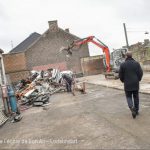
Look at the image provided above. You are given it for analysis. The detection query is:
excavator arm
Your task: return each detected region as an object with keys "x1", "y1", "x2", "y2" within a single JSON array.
[{"x1": 62, "y1": 36, "x2": 111, "y2": 72}]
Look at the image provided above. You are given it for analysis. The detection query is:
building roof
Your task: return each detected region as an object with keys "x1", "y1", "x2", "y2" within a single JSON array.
[
  {"x1": 0, "y1": 49, "x2": 4, "y2": 53},
  {"x1": 9, "y1": 32, "x2": 41, "y2": 53},
  {"x1": 9, "y1": 21, "x2": 81, "y2": 54},
  {"x1": 20, "y1": 28, "x2": 80, "y2": 53}
]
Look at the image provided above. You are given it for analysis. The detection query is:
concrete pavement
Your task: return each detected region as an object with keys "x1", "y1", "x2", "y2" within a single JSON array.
[{"x1": 79, "y1": 72, "x2": 150, "y2": 94}]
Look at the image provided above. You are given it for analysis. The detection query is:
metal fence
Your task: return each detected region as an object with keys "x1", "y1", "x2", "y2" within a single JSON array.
[{"x1": 0, "y1": 87, "x2": 8, "y2": 126}]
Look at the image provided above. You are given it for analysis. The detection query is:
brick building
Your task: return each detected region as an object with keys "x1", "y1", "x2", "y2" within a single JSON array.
[
  {"x1": 3, "y1": 52, "x2": 29, "y2": 82},
  {"x1": 129, "y1": 39, "x2": 150, "y2": 71},
  {"x1": 3, "y1": 20, "x2": 89, "y2": 82}
]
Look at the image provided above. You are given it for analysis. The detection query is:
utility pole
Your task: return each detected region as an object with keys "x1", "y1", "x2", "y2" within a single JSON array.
[
  {"x1": 11, "y1": 40, "x2": 14, "y2": 49},
  {"x1": 123, "y1": 23, "x2": 129, "y2": 48}
]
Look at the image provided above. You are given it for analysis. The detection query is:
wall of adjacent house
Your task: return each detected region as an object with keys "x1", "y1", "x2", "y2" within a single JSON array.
[
  {"x1": 3, "y1": 52, "x2": 29, "y2": 82},
  {"x1": 6, "y1": 71, "x2": 30, "y2": 83},
  {"x1": 25, "y1": 21, "x2": 89, "y2": 74},
  {"x1": 81, "y1": 55, "x2": 104, "y2": 76},
  {"x1": 3, "y1": 52, "x2": 27, "y2": 73}
]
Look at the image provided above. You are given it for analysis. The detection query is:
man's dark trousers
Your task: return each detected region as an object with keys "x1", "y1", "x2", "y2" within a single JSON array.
[
  {"x1": 66, "y1": 81, "x2": 72, "y2": 92},
  {"x1": 125, "y1": 90, "x2": 139, "y2": 113}
]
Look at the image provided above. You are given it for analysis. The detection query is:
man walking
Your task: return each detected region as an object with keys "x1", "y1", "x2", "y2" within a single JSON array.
[{"x1": 119, "y1": 51, "x2": 143, "y2": 119}]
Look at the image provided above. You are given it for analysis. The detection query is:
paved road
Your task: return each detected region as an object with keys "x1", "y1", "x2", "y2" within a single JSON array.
[{"x1": 0, "y1": 84, "x2": 150, "y2": 149}]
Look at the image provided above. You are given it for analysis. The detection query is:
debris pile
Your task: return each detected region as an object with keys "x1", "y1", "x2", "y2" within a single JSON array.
[
  {"x1": 14, "y1": 69, "x2": 71, "y2": 108},
  {"x1": 1, "y1": 68, "x2": 86, "y2": 125},
  {"x1": 13, "y1": 68, "x2": 86, "y2": 111}
]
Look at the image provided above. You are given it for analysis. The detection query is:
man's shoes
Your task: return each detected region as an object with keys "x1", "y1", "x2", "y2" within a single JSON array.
[
  {"x1": 132, "y1": 111, "x2": 136, "y2": 119},
  {"x1": 136, "y1": 111, "x2": 139, "y2": 115},
  {"x1": 130, "y1": 107, "x2": 136, "y2": 119}
]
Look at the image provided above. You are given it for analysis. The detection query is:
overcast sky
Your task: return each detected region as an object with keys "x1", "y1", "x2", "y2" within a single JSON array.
[{"x1": 0, "y1": 0, "x2": 150, "y2": 55}]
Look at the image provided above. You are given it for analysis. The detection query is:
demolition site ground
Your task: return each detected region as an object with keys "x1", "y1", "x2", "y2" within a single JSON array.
[{"x1": 0, "y1": 84, "x2": 150, "y2": 149}]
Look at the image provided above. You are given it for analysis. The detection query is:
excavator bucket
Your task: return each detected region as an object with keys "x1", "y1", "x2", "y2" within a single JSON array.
[{"x1": 60, "y1": 46, "x2": 73, "y2": 56}]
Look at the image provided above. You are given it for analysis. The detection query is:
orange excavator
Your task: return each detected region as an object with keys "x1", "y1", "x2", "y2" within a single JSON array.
[{"x1": 62, "y1": 36, "x2": 111, "y2": 73}]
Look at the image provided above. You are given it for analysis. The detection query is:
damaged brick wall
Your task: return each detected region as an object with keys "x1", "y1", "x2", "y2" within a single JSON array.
[
  {"x1": 32, "y1": 62, "x2": 67, "y2": 71},
  {"x1": 3, "y1": 21, "x2": 89, "y2": 83},
  {"x1": 25, "y1": 21, "x2": 89, "y2": 74}
]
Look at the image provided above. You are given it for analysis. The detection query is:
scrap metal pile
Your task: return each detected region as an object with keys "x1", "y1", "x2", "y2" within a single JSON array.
[
  {"x1": 14, "y1": 68, "x2": 86, "y2": 112},
  {"x1": 14, "y1": 68, "x2": 76, "y2": 109}
]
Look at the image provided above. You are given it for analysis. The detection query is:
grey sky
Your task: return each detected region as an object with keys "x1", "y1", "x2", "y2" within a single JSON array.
[{"x1": 0, "y1": 0, "x2": 150, "y2": 55}]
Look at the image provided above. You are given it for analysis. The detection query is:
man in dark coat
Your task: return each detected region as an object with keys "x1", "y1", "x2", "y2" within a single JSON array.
[{"x1": 119, "y1": 51, "x2": 143, "y2": 119}]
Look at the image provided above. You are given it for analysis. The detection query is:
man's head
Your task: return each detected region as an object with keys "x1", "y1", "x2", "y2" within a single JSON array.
[
  {"x1": 125, "y1": 51, "x2": 132, "y2": 58},
  {"x1": 62, "y1": 74, "x2": 67, "y2": 78}
]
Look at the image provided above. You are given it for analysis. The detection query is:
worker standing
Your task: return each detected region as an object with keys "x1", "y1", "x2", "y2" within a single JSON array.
[
  {"x1": 62, "y1": 74, "x2": 74, "y2": 92},
  {"x1": 40, "y1": 70, "x2": 44, "y2": 78},
  {"x1": 119, "y1": 51, "x2": 143, "y2": 119}
]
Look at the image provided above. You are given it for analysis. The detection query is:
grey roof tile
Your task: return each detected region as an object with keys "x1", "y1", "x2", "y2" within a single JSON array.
[{"x1": 9, "y1": 32, "x2": 41, "y2": 53}]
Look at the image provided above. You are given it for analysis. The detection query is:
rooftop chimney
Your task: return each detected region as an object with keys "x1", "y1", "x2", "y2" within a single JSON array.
[
  {"x1": 48, "y1": 20, "x2": 59, "y2": 32},
  {"x1": 65, "y1": 28, "x2": 70, "y2": 33}
]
